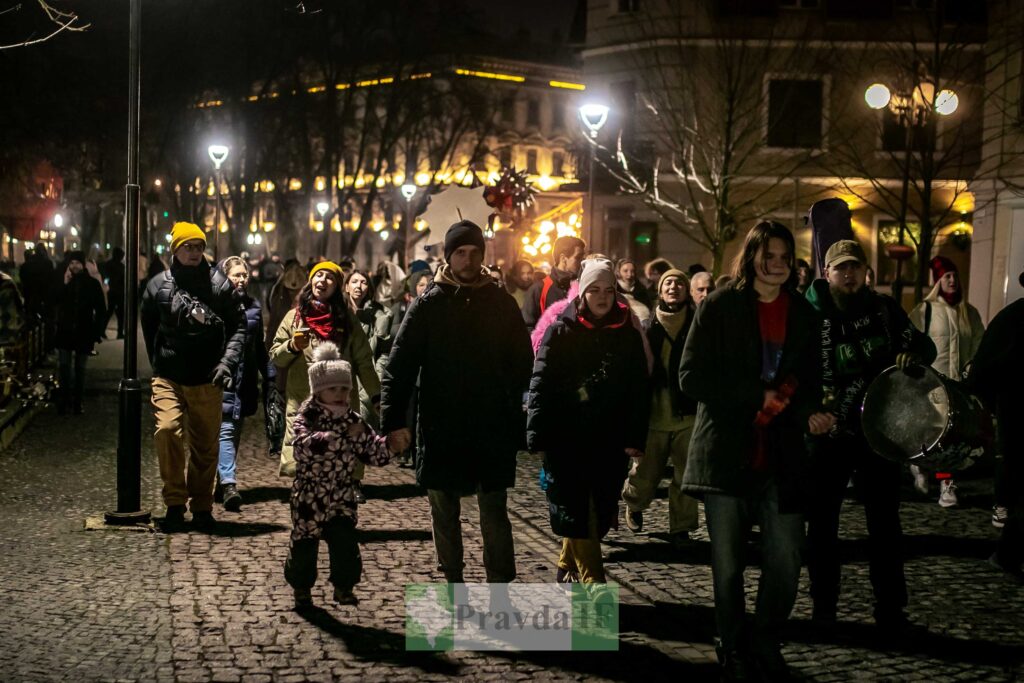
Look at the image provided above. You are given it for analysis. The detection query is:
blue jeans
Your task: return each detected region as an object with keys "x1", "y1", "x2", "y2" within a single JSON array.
[
  {"x1": 217, "y1": 417, "x2": 244, "y2": 485},
  {"x1": 704, "y1": 480, "x2": 804, "y2": 655}
]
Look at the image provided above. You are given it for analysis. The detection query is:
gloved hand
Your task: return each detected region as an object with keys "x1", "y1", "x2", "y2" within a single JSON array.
[
  {"x1": 896, "y1": 353, "x2": 921, "y2": 372},
  {"x1": 211, "y1": 364, "x2": 233, "y2": 390},
  {"x1": 290, "y1": 328, "x2": 310, "y2": 352}
]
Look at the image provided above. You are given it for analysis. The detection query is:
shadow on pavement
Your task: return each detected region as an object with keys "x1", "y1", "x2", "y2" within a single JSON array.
[
  {"x1": 362, "y1": 483, "x2": 423, "y2": 501},
  {"x1": 619, "y1": 602, "x2": 718, "y2": 645},
  {"x1": 197, "y1": 520, "x2": 289, "y2": 537},
  {"x1": 241, "y1": 485, "x2": 291, "y2": 504},
  {"x1": 833, "y1": 534, "x2": 995, "y2": 562},
  {"x1": 358, "y1": 528, "x2": 433, "y2": 543},
  {"x1": 297, "y1": 605, "x2": 463, "y2": 676},
  {"x1": 488, "y1": 638, "x2": 719, "y2": 682},
  {"x1": 604, "y1": 537, "x2": 714, "y2": 566},
  {"x1": 788, "y1": 618, "x2": 1024, "y2": 668}
]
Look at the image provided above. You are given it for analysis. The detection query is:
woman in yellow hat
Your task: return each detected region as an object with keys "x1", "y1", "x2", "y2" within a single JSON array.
[{"x1": 270, "y1": 261, "x2": 380, "y2": 483}]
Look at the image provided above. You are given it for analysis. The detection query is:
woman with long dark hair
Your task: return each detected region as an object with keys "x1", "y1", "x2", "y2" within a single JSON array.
[
  {"x1": 270, "y1": 262, "x2": 380, "y2": 479},
  {"x1": 344, "y1": 269, "x2": 392, "y2": 362}
]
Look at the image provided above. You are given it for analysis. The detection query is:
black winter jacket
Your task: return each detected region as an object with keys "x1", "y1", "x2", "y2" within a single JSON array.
[
  {"x1": 222, "y1": 295, "x2": 275, "y2": 420},
  {"x1": 679, "y1": 284, "x2": 822, "y2": 512},
  {"x1": 645, "y1": 305, "x2": 696, "y2": 418},
  {"x1": 380, "y1": 267, "x2": 533, "y2": 494},
  {"x1": 54, "y1": 272, "x2": 106, "y2": 352},
  {"x1": 527, "y1": 301, "x2": 650, "y2": 538},
  {"x1": 521, "y1": 267, "x2": 573, "y2": 331},
  {"x1": 141, "y1": 259, "x2": 246, "y2": 386}
]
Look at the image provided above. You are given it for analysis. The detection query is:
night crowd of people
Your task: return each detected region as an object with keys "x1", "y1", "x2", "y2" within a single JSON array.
[{"x1": 1, "y1": 212, "x2": 1021, "y2": 682}]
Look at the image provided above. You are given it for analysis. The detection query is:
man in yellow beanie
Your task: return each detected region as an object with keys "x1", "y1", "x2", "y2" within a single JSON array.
[{"x1": 142, "y1": 222, "x2": 247, "y2": 532}]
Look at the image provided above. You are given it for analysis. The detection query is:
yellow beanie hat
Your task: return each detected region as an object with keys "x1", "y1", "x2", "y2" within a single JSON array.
[
  {"x1": 309, "y1": 261, "x2": 344, "y2": 282},
  {"x1": 170, "y1": 222, "x2": 207, "y2": 254}
]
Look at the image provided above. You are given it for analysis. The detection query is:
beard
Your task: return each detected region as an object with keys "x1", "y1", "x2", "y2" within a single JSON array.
[{"x1": 829, "y1": 283, "x2": 869, "y2": 313}]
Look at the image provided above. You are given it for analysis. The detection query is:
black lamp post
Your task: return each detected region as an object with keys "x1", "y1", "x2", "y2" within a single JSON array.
[{"x1": 106, "y1": 0, "x2": 149, "y2": 525}]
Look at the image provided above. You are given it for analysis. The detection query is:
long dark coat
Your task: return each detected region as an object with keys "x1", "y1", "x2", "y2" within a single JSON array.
[
  {"x1": 380, "y1": 268, "x2": 533, "y2": 494},
  {"x1": 54, "y1": 272, "x2": 106, "y2": 352},
  {"x1": 527, "y1": 301, "x2": 650, "y2": 539},
  {"x1": 679, "y1": 284, "x2": 822, "y2": 513}
]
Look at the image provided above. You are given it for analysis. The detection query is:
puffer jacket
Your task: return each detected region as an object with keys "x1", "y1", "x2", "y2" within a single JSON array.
[
  {"x1": 141, "y1": 259, "x2": 245, "y2": 386},
  {"x1": 527, "y1": 300, "x2": 650, "y2": 538},
  {"x1": 909, "y1": 283, "x2": 985, "y2": 380},
  {"x1": 222, "y1": 294, "x2": 276, "y2": 420}
]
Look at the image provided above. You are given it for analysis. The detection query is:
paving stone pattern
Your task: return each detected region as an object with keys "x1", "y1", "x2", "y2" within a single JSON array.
[{"x1": 0, "y1": 336, "x2": 1022, "y2": 681}]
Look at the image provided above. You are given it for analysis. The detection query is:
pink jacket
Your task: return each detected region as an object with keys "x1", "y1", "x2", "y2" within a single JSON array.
[{"x1": 530, "y1": 280, "x2": 654, "y2": 373}]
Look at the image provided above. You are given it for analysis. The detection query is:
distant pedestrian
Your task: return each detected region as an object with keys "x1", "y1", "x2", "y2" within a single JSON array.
[
  {"x1": 270, "y1": 261, "x2": 379, "y2": 481},
  {"x1": 680, "y1": 221, "x2": 831, "y2": 680},
  {"x1": 689, "y1": 271, "x2": 715, "y2": 307},
  {"x1": 382, "y1": 221, "x2": 533, "y2": 584},
  {"x1": 266, "y1": 260, "x2": 307, "y2": 350},
  {"x1": 528, "y1": 259, "x2": 650, "y2": 583},
  {"x1": 216, "y1": 256, "x2": 276, "y2": 513},
  {"x1": 909, "y1": 256, "x2": 985, "y2": 507},
  {"x1": 643, "y1": 257, "x2": 674, "y2": 302},
  {"x1": 141, "y1": 223, "x2": 246, "y2": 532},
  {"x1": 345, "y1": 269, "x2": 392, "y2": 362},
  {"x1": 506, "y1": 260, "x2": 534, "y2": 310},
  {"x1": 522, "y1": 236, "x2": 585, "y2": 331},
  {"x1": 20, "y1": 242, "x2": 55, "y2": 347},
  {"x1": 286, "y1": 342, "x2": 404, "y2": 610},
  {"x1": 795, "y1": 258, "x2": 813, "y2": 295},
  {"x1": 53, "y1": 251, "x2": 106, "y2": 414},
  {"x1": 103, "y1": 247, "x2": 126, "y2": 338},
  {"x1": 622, "y1": 269, "x2": 698, "y2": 545},
  {"x1": 615, "y1": 258, "x2": 653, "y2": 321}
]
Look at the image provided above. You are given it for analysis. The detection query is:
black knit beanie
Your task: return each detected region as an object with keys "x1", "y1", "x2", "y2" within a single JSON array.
[
  {"x1": 66, "y1": 250, "x2": 86, "y2": 265},
  {"x1": 443, "y1": 220, "x2": 485, "y2": 262}
]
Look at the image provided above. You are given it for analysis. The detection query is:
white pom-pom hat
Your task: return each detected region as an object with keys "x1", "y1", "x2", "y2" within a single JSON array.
[{"x1": 307, "y1": 341, "x2": 353, "y2": 396}]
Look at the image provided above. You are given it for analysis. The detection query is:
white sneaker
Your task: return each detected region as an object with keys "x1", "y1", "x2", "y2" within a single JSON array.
[
  {"x1": 910, "y1": 465, "x2": 929, "y2": 495},
  {"x1": 938, "y1": 480, "x2": 958, "y2": 508},
  {"x1": 992, "y1": 506, "x2": 1009, "y2": 529}
]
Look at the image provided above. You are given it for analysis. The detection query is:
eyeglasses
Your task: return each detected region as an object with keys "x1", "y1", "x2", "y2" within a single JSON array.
[{"x1": 178, "y1": 242, "x2": 205, "y2": 253}]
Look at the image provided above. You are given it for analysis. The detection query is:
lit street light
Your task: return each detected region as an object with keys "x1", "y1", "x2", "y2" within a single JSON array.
[
  {"x1": 207, "y1": 144, "x2": 230, "y2": 258},
  {"x1": 400, "y1": 184, "x2": 418, "y2": 266},
  {"x1": 863, "y1": 77, "x2": 959, "y2": 302},
  {"x1": 207, "y1": 144, "x2": 229, "y2": 170},
  {"x1": 316, "y1": 201, "x2": 330, "y2": 218},
  {"x1": 579, "y1": 103, "x2": 610, "y2": 247},
  {"x1": 53, "y1": 212, "x2": 64, "y2": 228}
]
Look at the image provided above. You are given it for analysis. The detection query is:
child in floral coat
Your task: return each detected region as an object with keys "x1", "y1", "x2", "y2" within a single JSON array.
[{"x1": 285, "y1": 341, "x2": 406, "y2": 609}]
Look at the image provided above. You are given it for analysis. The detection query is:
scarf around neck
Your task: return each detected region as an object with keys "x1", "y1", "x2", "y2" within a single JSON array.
[
  {"x1": 303, "y1": 299, "x2": 335, "y2": 340},
  {"x1": 655, "y1": 303, "x2": 689, "y2": 340}
]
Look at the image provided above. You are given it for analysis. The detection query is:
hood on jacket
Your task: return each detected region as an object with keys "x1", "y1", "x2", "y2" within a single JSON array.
[{"x1": 433, "y1": 264, "x2": 493, "y2": 289}]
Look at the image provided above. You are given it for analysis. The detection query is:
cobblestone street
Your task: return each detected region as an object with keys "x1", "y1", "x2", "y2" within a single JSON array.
[{"x1": 1, "y1": 336, "x2": 1022, "y2": 682}]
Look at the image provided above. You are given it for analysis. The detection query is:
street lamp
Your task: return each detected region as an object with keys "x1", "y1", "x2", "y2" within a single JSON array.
[
  {"x1": 400, "y1": 184, "x2": 417, "y2": 266},
  {"x1": 207, "y1": 144, "x2": 229, "y2": 258},
  {"x1": 579, "y1": 103, "x2": 610, "y2": 247},
  {"x1": 864, "y1": 77, "x2": 958, "y2": 302}
]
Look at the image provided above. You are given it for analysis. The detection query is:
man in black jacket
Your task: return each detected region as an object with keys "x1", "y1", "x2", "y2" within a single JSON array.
[
  {"x1": 53, "y1": 251, "x2": 106, "y2": 414},
  {"x1": 805, "y1": 240, "x2": 937, "y2": 632},
  {"x1": 967, "y1": 279, "x2": 1024, "y2": 583},
  {"x1": 381, "y1": 221, "x2": 533, "y2": 584},
  {"x1": 521, "y1": 235, "x2": 584, "y2": 331},
  {"x1": 102, "y1": 246, "x2": 126, "y2": 339},
  {"x1": 680, "y1": 222, "x2": 833, "y2": 681},
  {"x1": 622, "y1": 269, "x2": 697, "y2": 544},
  {"x1": 142, "y1": 222, "x2": 246, "y2": 531}
]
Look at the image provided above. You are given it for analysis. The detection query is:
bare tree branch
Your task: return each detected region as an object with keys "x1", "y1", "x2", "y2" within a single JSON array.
[{"x1": 0, "y1": 0, "x2": 88, "y2": 51}]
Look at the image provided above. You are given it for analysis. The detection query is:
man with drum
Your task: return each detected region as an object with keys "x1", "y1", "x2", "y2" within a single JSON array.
[{"x1": 804, "y1": 240, "x2": 936, "y2": 633}]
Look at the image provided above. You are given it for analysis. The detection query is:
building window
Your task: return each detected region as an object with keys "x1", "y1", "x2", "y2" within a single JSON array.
[
  {"x1": 552, "y1": 151, "x2": 565, "y2": 176},
  {"x1": 881, "y1": 113, "x2": 936, "y2": 152},
  {"x1": 876, "y1": 219, "x2": 922, "y2": 286},
  {"x1": 766, "y1": 78, "x2": 823, "y2": 149},
  {"x1": 610, "y1": 80, "x2": 637, "y2": 140},
  {"x1": 779, "y1": 0, "x2": 820, "y2": 7},
  {"x1": 551, "y1": 102, "x2": 565, "y2": 130},
  {"x1": 616, "y1": 0, "x2": 640, "y2": 12},
  {"x1": 499, "y1": 146, "x2": 513, "y2": 168},
  {"x1": 527, "y1": 98, "x2": 541, "y2": 127},
  {"x1": 526, "y1": 149, "x2": 539, "y2": 175},
  {"x1": 501, "y1": 96, "x2": 516, "y2": 124}
]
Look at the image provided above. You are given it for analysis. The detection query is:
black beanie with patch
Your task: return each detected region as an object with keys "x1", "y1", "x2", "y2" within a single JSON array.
[{"x1": 443, "y1": 220, "x2": 486, "y2": 262}]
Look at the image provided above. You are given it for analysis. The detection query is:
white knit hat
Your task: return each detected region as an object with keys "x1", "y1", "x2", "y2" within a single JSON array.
[
  {"x1": 307, "y1": 341, "x2": 353, "y2": 395},
  {"x1": 577, "y1": 258, "x2": 615, "y2": 300}
]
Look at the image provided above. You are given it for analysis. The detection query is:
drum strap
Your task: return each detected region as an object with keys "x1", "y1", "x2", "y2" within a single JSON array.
[{"x1": 924, "y1": 302, "x2": 932, "y2": 335}]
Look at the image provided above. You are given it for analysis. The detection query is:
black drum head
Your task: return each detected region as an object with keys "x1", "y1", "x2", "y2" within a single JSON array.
[{"x1": 861, "y1": 366, "x2": 948, "y2": 462}]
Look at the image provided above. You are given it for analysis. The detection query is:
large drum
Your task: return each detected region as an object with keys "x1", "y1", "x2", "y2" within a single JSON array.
[{"x1": 861, "y1": 365, "x2": 992, "y2": 471}]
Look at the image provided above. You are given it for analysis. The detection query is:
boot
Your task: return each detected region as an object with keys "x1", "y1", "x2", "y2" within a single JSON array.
[{"x1": 222, "y1": 484, "x2": 242, "y2": 512}]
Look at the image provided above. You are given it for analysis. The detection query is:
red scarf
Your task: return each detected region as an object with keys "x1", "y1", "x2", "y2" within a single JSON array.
[{"x1": 301, "y1": 300, "x2": 335, "y2": 341}]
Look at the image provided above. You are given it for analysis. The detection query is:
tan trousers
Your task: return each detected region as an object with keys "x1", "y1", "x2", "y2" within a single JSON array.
[
  {"x1": 621, "y1": 417, "x2": 699, "y2": 534},
  {"x1": 558, "y1": 495, "x2": 606, "y2": 583},
  {"x1": 152, "y1": 377, "x2": 223, "y2": 512}
]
